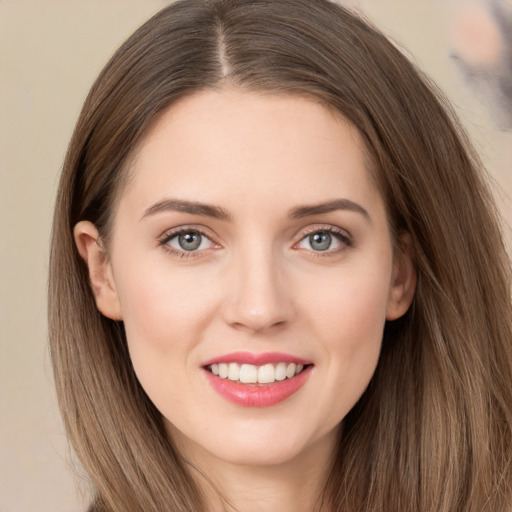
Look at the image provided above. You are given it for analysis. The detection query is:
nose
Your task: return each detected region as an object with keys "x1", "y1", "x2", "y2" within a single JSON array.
[{"x1": 222, "y1": 247, "x2": 295, "y2": 333}]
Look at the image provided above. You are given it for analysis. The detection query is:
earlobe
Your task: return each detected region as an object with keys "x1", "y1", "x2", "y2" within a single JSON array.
[
  {"x1": 73, "y1": 221, "x2": 123, "y2": 321},
  {"x1": 386, "y1": 232, "x2": 417, "y2": 321}
]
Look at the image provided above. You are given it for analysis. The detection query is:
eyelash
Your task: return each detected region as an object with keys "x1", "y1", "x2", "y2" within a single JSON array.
[
  {"x1": 294, "y1": 225, "x2": 353, "y2": 257},
  {"x1": 158, "y1": 227, "x2": 219, "y2": 259},
  {"x1": 157, "y1": 225, "x2": 353, "y2": 259}
]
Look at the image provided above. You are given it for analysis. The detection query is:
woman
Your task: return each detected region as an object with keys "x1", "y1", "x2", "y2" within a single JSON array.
[{"x1": 48, "y1": 0, "x2": 512, "y2": 511}]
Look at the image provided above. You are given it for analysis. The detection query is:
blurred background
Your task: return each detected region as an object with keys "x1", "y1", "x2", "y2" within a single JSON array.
[{"x1": 1, "y1": 1, "x2": 510, "y2": 511}]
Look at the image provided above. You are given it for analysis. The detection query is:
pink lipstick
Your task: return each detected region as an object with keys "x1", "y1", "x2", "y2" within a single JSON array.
[{"x1": 202, "y1": 352, "x2": 312, "y2": 407}]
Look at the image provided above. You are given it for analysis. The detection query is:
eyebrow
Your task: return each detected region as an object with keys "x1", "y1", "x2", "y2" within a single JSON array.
[
  {"x1": 141, "y1": 197, "x2": 370, "y2": 223},
  {"x1": 290, "y1": 199, "x2": 371, "y2": 222},
  {"x1": 141, "y1": 198, "x2": 231, "y2": 221}
]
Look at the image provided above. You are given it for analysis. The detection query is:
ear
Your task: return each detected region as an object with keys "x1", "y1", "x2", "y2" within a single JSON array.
[
  {"x1": 74, "y1": 221, "x2": 123, "y2": 320},
  {"x1": 386, "y1": 232, "x2": 416, "y2": 321}
]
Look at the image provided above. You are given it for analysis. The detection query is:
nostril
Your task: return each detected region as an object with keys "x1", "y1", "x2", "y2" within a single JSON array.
[{"x1": 221, "y1": 263, "x2": 295, "y2": 331}]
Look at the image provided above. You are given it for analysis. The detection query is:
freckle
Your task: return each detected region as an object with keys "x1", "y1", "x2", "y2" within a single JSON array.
[{"x1": 450, "y1": 2, "x2": 503, "y2": 66}]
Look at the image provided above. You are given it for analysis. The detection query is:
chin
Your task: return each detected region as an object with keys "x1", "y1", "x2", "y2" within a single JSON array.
[
  {"x1": 213, "y1": 438, "x2": 308, "y2": 467},
  {"x1": 166, "y1": 416, "x2": 335, "y2": 469}
]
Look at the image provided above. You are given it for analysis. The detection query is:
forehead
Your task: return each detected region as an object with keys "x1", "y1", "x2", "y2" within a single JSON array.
[{"x1": 119, "y1": 89, "x2": 381, "y2": 219}]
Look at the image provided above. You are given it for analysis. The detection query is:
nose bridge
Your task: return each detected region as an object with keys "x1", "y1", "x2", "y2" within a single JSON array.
[{"x1": 223, "y1": 238, "x2": 292, "y2": 332}]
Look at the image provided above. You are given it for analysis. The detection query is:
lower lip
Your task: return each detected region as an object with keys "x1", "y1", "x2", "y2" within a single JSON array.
[{"x1": 203, "y1": 366, "x2": 312, "y2": 407}]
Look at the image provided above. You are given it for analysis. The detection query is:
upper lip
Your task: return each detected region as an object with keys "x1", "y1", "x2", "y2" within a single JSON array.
[{"x1": 202, "y1": 351, "x2": 312, "y2": 367}]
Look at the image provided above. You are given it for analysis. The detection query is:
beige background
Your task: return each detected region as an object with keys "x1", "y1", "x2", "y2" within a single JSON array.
[{"x1": 1, "y1": 1, "x2": 510, "y2": 511}]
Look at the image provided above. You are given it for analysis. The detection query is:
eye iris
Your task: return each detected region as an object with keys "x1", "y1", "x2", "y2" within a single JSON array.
[
  {"x1": 178, "y1": 232, "x2": 202, "y2": 251},
  {"x1": 309, "y1": 232, "x2": 331, "y2": 251}
]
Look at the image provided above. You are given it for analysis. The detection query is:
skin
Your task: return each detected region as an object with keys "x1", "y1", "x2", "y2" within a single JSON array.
[{"x1": 75, "y1": 89, "x2": 416, "y2": 512}]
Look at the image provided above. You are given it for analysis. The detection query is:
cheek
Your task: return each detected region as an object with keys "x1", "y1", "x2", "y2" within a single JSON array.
[
  {"x1": 115, "y1": 259, "x2": 214, "y2": 340},
  {"x1": 113, "y1": 262, "x2": 221, "y2": 418},
  {"x1": 320, "y1": 276, "x2": 388, "y2": 371},
  {"x1": 299, "y1": 260, "x2": 392, "y2": 424},
  {"x1": 111, "y1": 255, "x2": 221, "y2": 397},
  {"x1": 304, "y1": 258, "x2": 391, "y2": 347}
]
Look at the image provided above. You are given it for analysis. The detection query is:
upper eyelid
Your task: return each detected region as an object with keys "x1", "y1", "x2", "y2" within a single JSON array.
[
  {"x1": 293, "y1": 225, "x2": 353, "y2": 254},
  {"x1": 157, "y1": 223, "x2": 352, "y2": 248},
  {"x1": 158, "y1": 227, "x2": 220, "y2": 258},
  {"x1": 158, "y1": 225, "x2": 218, "y2": 243},
  {"x1": 295, "y1": 224, "x2": 352, "y2": 241}
]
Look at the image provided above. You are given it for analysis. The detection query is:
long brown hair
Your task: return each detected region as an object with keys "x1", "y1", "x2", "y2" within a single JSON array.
[{"x1": 49, "y1": 1, "x2": 512, "y2": 510}]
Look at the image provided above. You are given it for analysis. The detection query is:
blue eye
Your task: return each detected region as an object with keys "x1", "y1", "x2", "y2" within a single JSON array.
[
  {"x1": 308, "y1": 232, "x2": 334, "y2": 251},
  {"x1": 296, "y1": 229, "x2": 349, "y2": 253},
  {"x1": 164, "y1": 230, "x2": 215, "y2": 252}
]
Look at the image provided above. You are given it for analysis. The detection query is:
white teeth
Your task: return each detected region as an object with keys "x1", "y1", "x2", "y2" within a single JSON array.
[
  {"x1": 218, "y1": 363, "x2": 229, "y2": 379},
  {"x1": 257, "y1": 363, "x2": 275, "y2": 384},
  {"x1": 209, "y1": 362, "x2": 308, "y2": 383},
  {"x1": 286, "y1": 363, "x2": 296, "y2": 379},
  {"x1": 239, "y1": 364, "x2": 258, "y2": 383},
  {"x1": 275, "y1": 362, "x2": 287, "y2": 381},
  {"x1": 228, "y1": 362, "x2": 240, "y2": 381}
]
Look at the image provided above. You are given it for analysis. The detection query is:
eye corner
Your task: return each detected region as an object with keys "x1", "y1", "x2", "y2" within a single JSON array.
[
  {"x1": 293, "y1": 225, "x2": 353, "y2": 256},
  {"x1": 157, "y1": 226, "x2": 221, "y2": 258}
]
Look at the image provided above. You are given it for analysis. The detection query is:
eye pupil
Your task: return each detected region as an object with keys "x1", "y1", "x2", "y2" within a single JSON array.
[
  {"x1": 178, "y1": 232, "x2": 202, "y2": 251},
  {"x1": 309, "y1": 232, "x2": 331, "y2": 251}
]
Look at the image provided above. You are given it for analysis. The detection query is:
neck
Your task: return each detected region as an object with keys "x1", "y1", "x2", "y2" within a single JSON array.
[{"x1": 180, "y1": 432, "x2": 337, "y2": 512}]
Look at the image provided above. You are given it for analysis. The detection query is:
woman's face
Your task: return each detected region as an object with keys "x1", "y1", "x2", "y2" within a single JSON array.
[{"x1": 76, "y1": 89, "x2": 415, "y2": 470}]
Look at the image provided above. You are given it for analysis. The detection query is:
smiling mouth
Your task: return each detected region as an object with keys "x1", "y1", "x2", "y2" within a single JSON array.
[{"x1": 206, "y1": 362, "x2": 309, "y2": 384}]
